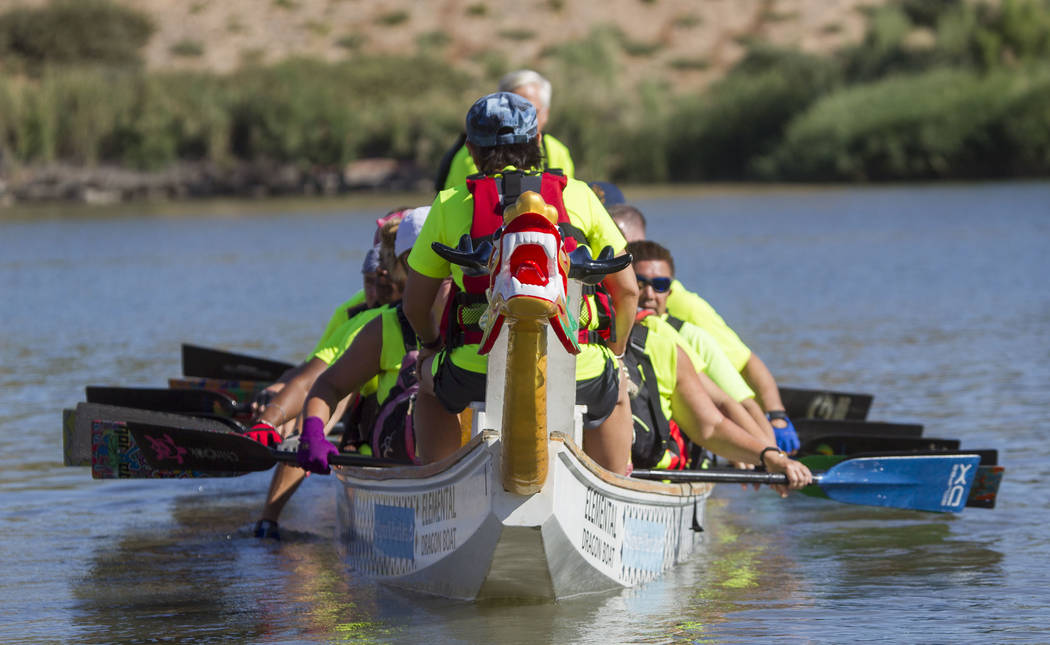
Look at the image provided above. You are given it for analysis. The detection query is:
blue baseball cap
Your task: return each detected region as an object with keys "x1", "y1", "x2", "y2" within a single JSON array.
[
  {"x1": 465, "y1": 92, "x2": 539, "y2": 147},
  {"x1": 588, "y1": 181, "x2": 625, "y2": 206}
]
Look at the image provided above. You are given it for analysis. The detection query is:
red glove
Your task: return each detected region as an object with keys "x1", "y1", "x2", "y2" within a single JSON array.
[{"x1": 246, "y1": 422, "x2": 283, "y2": 447}]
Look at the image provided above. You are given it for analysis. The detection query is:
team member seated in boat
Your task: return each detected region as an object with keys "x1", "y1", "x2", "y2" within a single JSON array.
[
  {"x1": 610, "y1": 204, "x2": 801, "y2": 454},
  {"x1": 248, "y1": 211, "x2": 422, "y2": 538},
  {"x1": 434, "y1": 70, "x2": 575, "y2": 192},
  {"x1": 625, "y1": 309, "x2": 813, "y2": 494},
  {"x1": 296, "y1": 207, "x2": 440, "y2": 474},
  {"x1": 249, "y1": 208, "x2": 410, "y2": 416},
  {"x1": 587, "y1": 181, "x2": 626, "y2": 208},
  {"x1": 246, "y1": 216, "x2": 411, "y2": 443},
  {"x1": 626, "y1": 239, "x2": 778, "y2": 455},
  {"x1": 405, "y1": 91, "x2": 639, "y2": 475}
]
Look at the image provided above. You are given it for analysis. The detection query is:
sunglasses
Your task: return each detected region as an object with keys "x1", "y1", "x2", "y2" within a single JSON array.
[{"x1": 635, "y1": 275, "x2": 672, "y2": 293}]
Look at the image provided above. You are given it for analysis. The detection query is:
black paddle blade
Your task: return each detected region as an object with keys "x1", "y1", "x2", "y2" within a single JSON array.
[
  {"x1": 800, "y1": 434, "x2": 960, "y2": 456},
  {"x1": 778, "y1": 386, "x2": 874, "y2": 421},
  {"x1": 127, "y1": 422, "x2": 276, "y2": 473},
  {"x1": 795, "y1": 419, "x2": 924, "y2": 441},
  {"x1": 86, "y1": 386, "x2": 238, "y2": 417},
  {"x1": 181, "y1": 343, "x2": 293, "y2": 381}
]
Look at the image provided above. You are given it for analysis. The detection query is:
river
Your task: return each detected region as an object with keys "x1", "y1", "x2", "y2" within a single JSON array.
[{"x1": 1, "y1": 182, "x2": 1047, "y2": 643}]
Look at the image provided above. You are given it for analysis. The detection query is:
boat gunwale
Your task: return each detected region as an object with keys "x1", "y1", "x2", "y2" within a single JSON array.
[
  {"x1": 333, "y1": 430, "x2": 495, "y2": 481},
  {"x1": 552, "y1": 431, "x2": 713, "y2": 498},
  {"x1": 333, "y1": 427, "x2": 712, "y2": 499}
]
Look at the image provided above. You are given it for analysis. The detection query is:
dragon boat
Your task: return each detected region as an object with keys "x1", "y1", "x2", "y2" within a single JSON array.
[{"x1": 330, "y1": 191, "x2": 711, "y2": 600}]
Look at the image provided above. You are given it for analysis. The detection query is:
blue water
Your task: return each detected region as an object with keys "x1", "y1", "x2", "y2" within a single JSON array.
[{"x1": 1, "y1": 182, "x2": 1048, "y2": 643}]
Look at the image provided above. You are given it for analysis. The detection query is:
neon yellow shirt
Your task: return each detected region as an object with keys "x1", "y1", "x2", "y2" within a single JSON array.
[
  {"x1": 634, "y1": 315, "x2": 682, "y2": 423},
  {"x1": 376, "y1": 306, "x2": 413, "y2": 403},
  {"x1": 408, "y1": 172, "x2": 625, "y2": 380},
  {"x1": 308, "y1": 289, "x2": 367, "y2": 359},
  {"x1": 663, "y1": 314, "x2": 755, "y2": 402},
  {"x1": 311, "y1": 305, "x2": 385, "y2": 366},
  {"x1": 665, "y1": 279, "x2": 752, "y2": 372},
  {"x1": 441, "y1": 134, "x2": 575, "y2": 190}
]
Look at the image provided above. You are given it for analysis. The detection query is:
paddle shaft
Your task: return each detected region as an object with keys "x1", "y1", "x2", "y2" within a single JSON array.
[
  {"x1": 271, "y1": 450, "x2": 402, "y2": 469},
  {"x1": 630, "y1": 468, "x2": 815, "y2": 485}
]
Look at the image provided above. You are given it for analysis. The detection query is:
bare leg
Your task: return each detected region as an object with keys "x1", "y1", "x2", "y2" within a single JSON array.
[
  {"x1": 259, "y1": 464, "x2": 306, "y2": 523},
  {"x1": 582, "y1": 370, "x2": 632, "y2": 475},
  {"x1": 259, "y1": 393, "x2": 353, "y2": 525},
  {"x1": 415, "y1": 354, "x2": 463, "y2": 463}
]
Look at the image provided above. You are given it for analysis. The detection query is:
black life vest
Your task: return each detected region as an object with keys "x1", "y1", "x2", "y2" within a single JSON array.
[
  {"x1": 442, "y1": 169, "x2": 615, "y2": 348},
  {"x1": 665, "y1": 314, "x2": 686, "y2": 332},
  {"x1": 624, "y1": 313, "x2": 688, "y2": 470}
]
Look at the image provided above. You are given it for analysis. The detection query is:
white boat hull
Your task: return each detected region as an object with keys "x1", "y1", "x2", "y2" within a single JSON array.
[{"x1": 334, "y1": 432, "x2": 712, "y2": 600}]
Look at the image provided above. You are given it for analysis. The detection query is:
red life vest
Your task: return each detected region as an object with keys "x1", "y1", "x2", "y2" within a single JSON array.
[{"x1": 442, "y1": 170, "x2": 615, "y2": 348}]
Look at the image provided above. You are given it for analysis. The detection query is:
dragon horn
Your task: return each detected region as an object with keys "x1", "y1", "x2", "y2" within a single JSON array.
[
  {"x1": 567, "y1": 246, "x2": 632, "y2": 285},
  {"x1": 431, "y1": 235, "x2": 494, "y2": 277}
]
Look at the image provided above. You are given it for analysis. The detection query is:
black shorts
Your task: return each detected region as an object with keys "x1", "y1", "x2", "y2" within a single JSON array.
[{"x1": 433, "y1": 353, "x2": 619, "y2": 430}]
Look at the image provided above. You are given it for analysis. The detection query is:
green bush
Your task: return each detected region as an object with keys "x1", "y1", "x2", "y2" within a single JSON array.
[
  {"x1": 662, "y1": 47, "x2": 841, "y2": 181},
  {"x1": 0, "y1": 0, "x2": 153, "y2": 69},
  {"x1": 170, "y1": 39, "x2": 205, "y2": 58},
  {"x1": 756, "y1": 66, "x2": 1050, "y2": 180},
  {"x1": 0, "y1": 56, "x2": 474, "y2": 171}
]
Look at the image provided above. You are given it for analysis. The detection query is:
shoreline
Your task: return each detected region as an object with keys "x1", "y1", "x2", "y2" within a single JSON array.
[{"x1": 1, "y1": 161, "x2": 1043, "y2": 219}]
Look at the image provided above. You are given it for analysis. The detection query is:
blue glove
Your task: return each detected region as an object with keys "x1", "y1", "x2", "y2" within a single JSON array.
[
  {"x1": 297, "y1": 416, "x2": 338, "y2": 474},
  {"x1": 768, "y1": 411, "x2": 800, "y2": 453}
]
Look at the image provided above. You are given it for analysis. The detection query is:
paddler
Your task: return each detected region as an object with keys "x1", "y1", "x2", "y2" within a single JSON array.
[
  {"x1": 405, "y1": 91, "x2": 638, "y2": 474},
  {"x1": 610, "y1": 204, "x2": 801, "y2": 454},
  {"x1": 621, "y1": 304, "x2": 813, "y2": 493},
  {"x1": 295, "y1": 206, "x2": 439, "y2": 474},
  {"x1": 624, "y1": 239, "x2": 780, "y2": 470},
  {"x1": 248, "y1": 209, "x2": 421, "y2": 539},
  {"x1": 434, "y1": 70, "x2": 575, "y2": 191}
]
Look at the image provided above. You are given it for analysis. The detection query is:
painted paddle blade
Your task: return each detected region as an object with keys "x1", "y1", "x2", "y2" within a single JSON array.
[
  {"x1": 817, "y1": 454, "x2": 981, "y2": 513},
  {"x1": 126, "y1": 422, "x2": 276, "y2": 474},
  {"x1": 967, "y1": 465, "x2": 1004, "y2": 509},
  {"x1": 168, "y1": 377, "x2": 269, "y2": 408},
  {"x1": 779, "y1": 386, "x2": 874, "y2": 421},
  {"x1": 181, "y1": 343, "x2": 293, "y2": 381},
  {"x1": 68, "y1": 403, "x2": 245, "y2": 477}
]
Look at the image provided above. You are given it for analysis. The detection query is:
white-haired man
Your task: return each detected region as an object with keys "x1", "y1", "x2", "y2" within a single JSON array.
[{"x1": 434, "y1": 69, "x2": 576, "y2": 191}]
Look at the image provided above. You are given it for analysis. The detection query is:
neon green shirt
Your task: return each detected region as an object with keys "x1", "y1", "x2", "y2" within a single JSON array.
[
  {"x1": 441, "y1": 133, "x2": 575, "y2": 191},
  {"x1": 308, "y1": 289, "x2": 367, "y2": 359},
  {"x1": 663, "y1": 314, "x2": 755, "y2": 403},
  {"x1": 665, "y1": 279, "x2": 752, "y2": 372},
  {"x1": 408, "y1": 172, "x2": 625, "y2": 380}
]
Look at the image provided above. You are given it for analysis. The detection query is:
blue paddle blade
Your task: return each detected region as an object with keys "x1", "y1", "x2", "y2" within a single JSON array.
[{"x1": 817, "y1": 454, "x2": 981, "y2": 513}]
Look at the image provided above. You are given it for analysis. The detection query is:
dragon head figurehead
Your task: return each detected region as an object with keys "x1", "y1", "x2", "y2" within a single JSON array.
[{"x1": 478, "y1": 191, "x2": 580, "y2": 355}]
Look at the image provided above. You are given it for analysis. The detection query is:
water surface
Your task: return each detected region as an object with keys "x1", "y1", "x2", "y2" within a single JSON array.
[{"x1": 1, "y1": 182, "x2": 1047, "y2": 643}]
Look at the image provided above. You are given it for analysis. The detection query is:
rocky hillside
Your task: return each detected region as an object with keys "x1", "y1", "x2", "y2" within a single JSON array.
[{"x1": 7, "y1": 0, "x2": 883, "y2": 89}]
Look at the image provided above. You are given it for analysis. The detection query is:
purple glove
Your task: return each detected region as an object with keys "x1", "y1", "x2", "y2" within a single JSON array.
[{"x1": 297, "y1": 416, "x2": 338, "y2": 474}]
